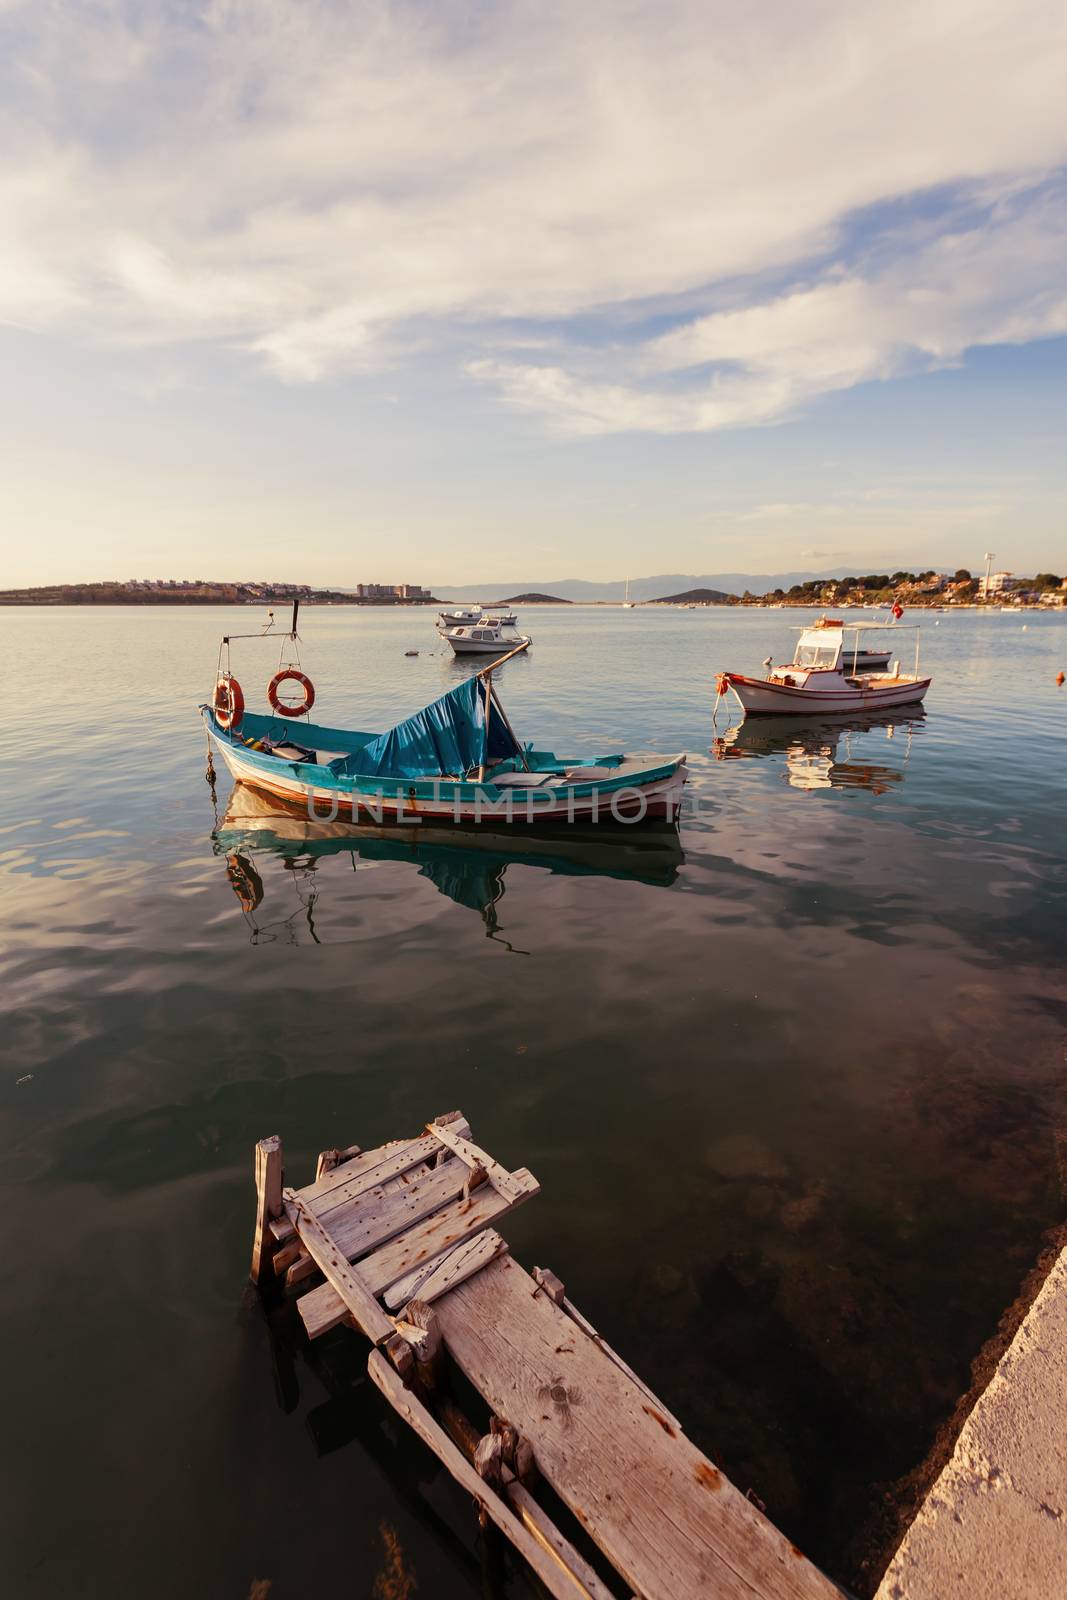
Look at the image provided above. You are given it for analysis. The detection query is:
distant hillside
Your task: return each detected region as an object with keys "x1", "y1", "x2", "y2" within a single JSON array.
[
  {"x1": 648, "y1": 587, "x2": 732, "y2": 605},
  {"x1": 492, "y1": 592, "x2": 572, "y2": 604},
  {"x1": 432, "y1": 572, "x2": 852, "y2": 601}
]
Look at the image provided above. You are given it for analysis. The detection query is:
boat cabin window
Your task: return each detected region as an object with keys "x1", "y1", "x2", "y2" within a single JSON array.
[{"x1": 794, "y1": 643, "x2": 839, "y2": 668}]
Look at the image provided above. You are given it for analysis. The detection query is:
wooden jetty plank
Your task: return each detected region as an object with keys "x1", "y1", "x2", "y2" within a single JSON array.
[
  {"x1": 315, "y1": 1141, "x2": 362, "y2": 1181},
  {"x1": 250, "y1": 1135, "x2": 283, "y2": 1283},
  {"x1": 368, "y1": 1349, "x2": 597, "y2": 1600},
  {"x1": 433, "y1": 1254, "x2": 839, "y2": 1600},
  {"x1": 300, "y1": 1120, "x2": 470, "y2": 1204},
  {"x1": 281, "y1": 1188, "x2": 395, "y2": 1345},
  {"x1": 561, "y1": 1292, "x2": 683, "y2": 1437},
  {"x1": 298, "y1": 1170, "x2": 539, "y2": 1339},
  {"x1": 304, "y1": 1141, "x2": 460, "y2": 1228},
  {"x1": 286, "y1": 1158, "x2": 483, "y2": 1288},
  {"x1": 503, "y1": 1472, "x2": 617, "y2": 1600},
  {"x1": 383, "y1": 1229, "x2": 509, "y2": 1312},
  {"x1": 427, "y1": 1120, "x2": 526, "y2": 1200}
]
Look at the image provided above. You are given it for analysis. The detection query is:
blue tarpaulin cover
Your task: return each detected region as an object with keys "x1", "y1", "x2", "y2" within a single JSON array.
[{"x1": 342, "y1": 676, "x2": 519, "y2": 778}]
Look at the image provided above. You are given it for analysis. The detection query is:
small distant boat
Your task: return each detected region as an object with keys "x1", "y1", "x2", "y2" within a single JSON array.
[
  {"x1": 437, "y1": 605, "x2": 483, "y2": 628},
  {"x1": 441, "y1": 621, "x2": 532, "y2": 656},
  {"x1": 203, "y1": 617, "x2": 686, "y2": 823},
  {"x1": 436, "y1": 604, "x2": 519, "y2": 631},
  {"x1": 622, "y1": 578, "x2": 635, "y2": 609},
  {"x1": 718, "y1": 620, "x2": 931, "y2": 716}
]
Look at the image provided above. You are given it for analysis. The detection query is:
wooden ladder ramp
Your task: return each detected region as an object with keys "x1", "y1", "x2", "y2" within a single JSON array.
[{"x1": 251, "y1": 1112, "x2": 840, "y2": 1600}]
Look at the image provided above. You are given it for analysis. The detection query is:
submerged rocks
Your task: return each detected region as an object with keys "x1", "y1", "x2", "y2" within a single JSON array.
[{"x1": 705, "y1": 1132, "x2": 789, "y2": 1182}]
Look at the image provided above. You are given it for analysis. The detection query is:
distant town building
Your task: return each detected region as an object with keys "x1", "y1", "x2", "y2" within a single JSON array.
[
  {"x1": 355, "y1": 582, "x2": 431, "y2": 600},
  {"x1": 979, "y1": 571, "x2": 1012, "y2": 597}
]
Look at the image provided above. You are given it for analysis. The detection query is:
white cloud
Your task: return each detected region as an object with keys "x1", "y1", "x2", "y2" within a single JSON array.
[{"x1": 1, "y1": 0, "x2": 1066, "y2": 428}]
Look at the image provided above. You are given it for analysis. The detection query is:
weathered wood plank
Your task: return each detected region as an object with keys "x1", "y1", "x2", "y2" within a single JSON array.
[
  {"x1": 367, "y1": 1349, "x2": 596, "y2": 1600},
  {"x1": 298, "y1": 1172, "x2": 538, "y2": 1339},
  {"x1": 383, "y1": 1228, "x2": 509, "y2": 1312},
  {"x1": 561, "y1": 1293, "x2": 683, "y2": 1436},
  {"x1": 503, "y1": 1473, "x2": 616, "y2": 1600},
  {"x1": 297, "y1": 1113, "x2": 471, "y2": 1204},
  {"x1": 433, "y1": 1255, "x2": 839, "y2": 1600},
  {"x1": 427, "y1": 1120, "x2": 526, "y2": 1200},
  {"x1": 250, "y1": 1135, "x2": 283, "y2": 1284},
  {"x1": 281, "y1": 1188, "x2": 395, "y2": 1345},
  {"x1": 286, "y1": 1158, "x2": 481, "y2": 1289},
  {"x1": 315, "y1": 1141, "x2": 361, "y2": 1181},
  {"x1": 274, "y1": 1146, "x2": 451, "y2": 1248}
]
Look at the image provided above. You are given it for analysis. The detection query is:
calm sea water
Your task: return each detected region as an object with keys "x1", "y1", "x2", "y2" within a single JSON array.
[{"x1": 3, "y1": 604, "x2": 1066, "y2": 1598}]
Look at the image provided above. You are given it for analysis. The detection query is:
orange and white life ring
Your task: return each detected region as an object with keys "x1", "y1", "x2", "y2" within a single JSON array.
[
  {"x1": 268, "y1": 668, "x2": 315, "y2": 718},
  {"x1": 213, "y1": 674, "x2": 245, "y2": 730}
]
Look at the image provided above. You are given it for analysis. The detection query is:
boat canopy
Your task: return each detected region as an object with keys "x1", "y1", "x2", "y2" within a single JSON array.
[{"x1": 338, "y1": 675, "x2": 520, "y2": 779}]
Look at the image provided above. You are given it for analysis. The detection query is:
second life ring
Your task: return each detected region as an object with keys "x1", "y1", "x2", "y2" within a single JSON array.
[
  {"x1": 268, "y1": 668, "x2": 315, "y2": 718},
  {"x1": 213, "y1": 674, "x2": 245, "y2": 730}
]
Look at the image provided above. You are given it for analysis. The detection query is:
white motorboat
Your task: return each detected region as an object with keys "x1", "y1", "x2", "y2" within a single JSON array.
[
  {"x1": 442, "y1": 621, "x2": 533, "y2": 655},
  {"x1": 437, "y1": 605, "x2": 483, "y2": 629},
  {"x1": 718, "y1": 621, "x2": 930, "y2": 716},
  {"x1": 437, "y1": 604, "x2": 519, "y2": 631}
]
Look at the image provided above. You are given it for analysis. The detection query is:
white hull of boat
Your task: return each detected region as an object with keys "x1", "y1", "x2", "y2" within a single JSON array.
[
  {"x1": 436, "y1": 609, "x2": 482, "y2": 628},
  {"x1": 724, "y1": 673, "x2": 931, "y2": 716},
  {"x1": 213, "y1": 738, "x2": 687, "y2": 822},
  {"x1": 444, "y1": 631, "x2": 531, "y2": 655}
]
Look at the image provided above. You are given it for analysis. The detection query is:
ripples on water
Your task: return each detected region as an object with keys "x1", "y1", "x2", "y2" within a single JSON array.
[{"x1": 2, "y1": 605, "x2": 1066, "y2": 1597}]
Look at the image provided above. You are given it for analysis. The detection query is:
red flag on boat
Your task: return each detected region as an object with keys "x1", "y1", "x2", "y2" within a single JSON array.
[{"x1": 891, "y1": 601, "x2": 904, "y2": 619}]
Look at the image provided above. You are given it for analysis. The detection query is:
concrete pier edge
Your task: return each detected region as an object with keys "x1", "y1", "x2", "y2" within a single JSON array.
[{"x1": 875, "y1": 1234, "x2": 1067, "y2": 1600}]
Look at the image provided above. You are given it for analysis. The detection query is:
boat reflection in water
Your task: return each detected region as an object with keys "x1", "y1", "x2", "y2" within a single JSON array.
[
  {"x1": 213, "y1": 782, "x2": 684, "y2": 947},
  {"x1": 713, "y1": 707, "x2": 925, "y2": 792}
]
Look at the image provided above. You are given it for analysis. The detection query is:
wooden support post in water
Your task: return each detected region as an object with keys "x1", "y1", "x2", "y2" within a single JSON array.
[
  {"x1": 398, "y1": 1298, "x2": 442, "y2": 1389},
  {"x1": 474, "y1": 1431, "x2": 504, "y2": 1530},
  {"x1": 250, "y1": 1135, "x2": 283, "y2": 1284},
  {"x1": 490, "y1": 1414, "x2": 518, "y2": 1468}
]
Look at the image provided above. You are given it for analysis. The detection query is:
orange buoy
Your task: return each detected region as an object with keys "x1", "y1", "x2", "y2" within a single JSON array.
[{"x1": 1057, "y1": 671, "x2": 1065, "y2": 686}]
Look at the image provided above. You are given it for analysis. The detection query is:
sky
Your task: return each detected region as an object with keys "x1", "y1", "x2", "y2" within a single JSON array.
[{"x1": 2, "y1": 0, "x2": 1066, "y2": 587}]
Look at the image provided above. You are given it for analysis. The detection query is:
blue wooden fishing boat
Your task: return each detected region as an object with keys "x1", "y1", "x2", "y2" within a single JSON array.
[{"x1": 201, "y1": 611, "x2": 686, "y2": 824}]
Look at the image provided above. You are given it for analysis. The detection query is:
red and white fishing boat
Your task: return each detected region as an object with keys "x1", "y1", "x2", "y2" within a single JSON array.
[{"x1": 717, "y1": 620, "x2": 931, "y2": 716}]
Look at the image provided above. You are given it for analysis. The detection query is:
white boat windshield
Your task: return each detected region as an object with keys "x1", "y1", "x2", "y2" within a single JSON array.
[{"x1": 794, "y1": 642, "x2": 840, "y2": 668}]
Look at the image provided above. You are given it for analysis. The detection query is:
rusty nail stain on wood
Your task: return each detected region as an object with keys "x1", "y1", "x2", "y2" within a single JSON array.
[
  {"x1": 695, "y1": 1463, "x2": 722, "y2": 1491},
  {"x1": 642, "y1": 1404, "x2": 677, "y2": 1438}
]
